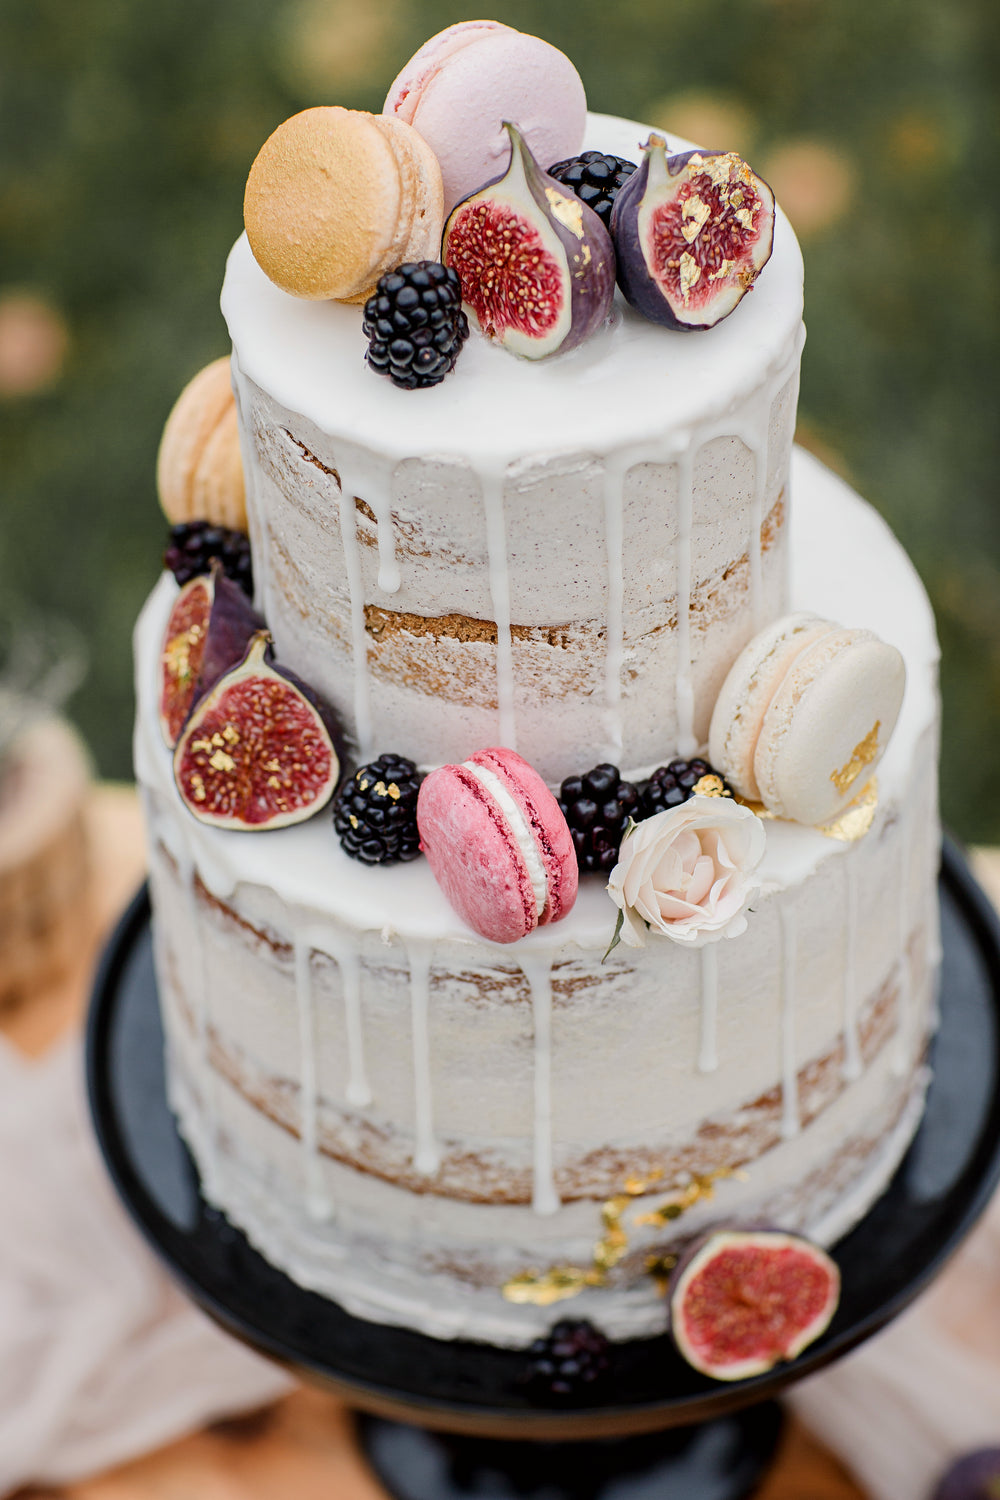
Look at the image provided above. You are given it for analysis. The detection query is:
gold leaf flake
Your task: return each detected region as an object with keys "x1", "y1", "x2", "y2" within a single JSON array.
[
  {"x1": 692, "y1": 774, "x2": 731, "y2": 798},
  {"x1": 830, "y1": 721, "x2": 881, "y2": 794},
  {"x1": 679, "y1": 252, "x2": 702, "y2": 302},
  {"x1": 681, "y1": 195, "x2": 711, "y2": 243},
  {"x1": 208, "y1": 749, "x2": 236, "y2": 774},
  {"x1": 819, "y1": 778, "x2": 879, "y2": 842},
  {"x1": 501, "y1": 1165, "x2": 739, "y2": 1306},
  {"x1": 545, "y1": 188, "x2": 585, "y2": 238},
  {"x1": 708, "y1": 259, "x2": 734, "y2": 283}
]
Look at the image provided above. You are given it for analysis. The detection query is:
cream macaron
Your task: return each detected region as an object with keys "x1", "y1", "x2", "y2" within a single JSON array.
[
  {"x1": 244, "y1": 106, "x2": 444, "y2": 304},
  {"x1": 157, "y1": 357, "x2": 246, "y2": 531},
  {"x1": 709, "y1": 614, "x2": 906, "y2": 826}
]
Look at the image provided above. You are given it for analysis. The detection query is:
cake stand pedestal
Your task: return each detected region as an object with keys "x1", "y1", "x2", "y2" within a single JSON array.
[{"x1": 86, "y1": 839, "x2": 1000, "y2": 1499}]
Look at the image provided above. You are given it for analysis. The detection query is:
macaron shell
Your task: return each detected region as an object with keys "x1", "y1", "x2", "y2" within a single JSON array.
[
  {"x1": 244, "y1": 107, "x2": 402, "y2": 301},
  {"x1": 468, "y1": 747, "x2": 578, "y2": 924},
  {"x1": 753, "y1": 630, "x2": 906, "y2": 825},
  {"x1": 157, "y1": 357, "x2": 246, "y2": 529},
  {"x1": 388, "y1": 29, "x2": 587, "y2": 214},
  {"x1": 709, "y1": 613, "x2": 831, "y2": 800},
  {"x1": 417, "y1": 762, "x2": 539, "y2": 943},
  {"x1": 189, "y1": 402, "x2": 246, "y2": 531},
  {"x1": 338, "y1": 115, "x2": 444, "y2": 305},
  {"x1": 384, "y1": 21, "x2": 515, "y2": 126}
]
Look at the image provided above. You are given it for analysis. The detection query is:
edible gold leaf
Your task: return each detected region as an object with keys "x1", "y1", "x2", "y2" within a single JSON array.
[
  {"x1": 545, "y1": 188, "x2": 585, "y2": 239},
  {"x1": 819, "y1": 778, "x2": 879, "y2": 842},
  {"x1": 830, "y1": 721, "x2": 881, "y2": 794},
  {"x1": 681, "y1": 195, "x2": 711, "y2": 243},
  {"x1": 679, "y1": 252, "x2": 701, "y2": 302}
]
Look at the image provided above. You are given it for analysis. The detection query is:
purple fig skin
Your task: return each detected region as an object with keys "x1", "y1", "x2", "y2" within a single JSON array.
[
  {"x1": 190, "y1": 561, "x2": 266, "y2": 711},
  {"x1": 931, "y1": 1450, "x2": 1000, "y2": 1500},
  {"x1": 667, "y1": 1226, "x2": 840, "y2": 1382},
  {"x1": 611, "y1": 138, "x2": 775, "y2": 332},
  {"x1": 443, "y1": 123, "x2": 616, "y2": 359}
]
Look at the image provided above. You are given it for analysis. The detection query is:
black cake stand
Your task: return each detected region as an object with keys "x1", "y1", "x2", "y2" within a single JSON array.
[{"x1": 86, "y1": 838, "x2": 1000, "y2": 1499}]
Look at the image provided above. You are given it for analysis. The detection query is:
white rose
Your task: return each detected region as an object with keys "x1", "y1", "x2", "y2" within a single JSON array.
[{"x1": 606, "y1": 794, "x2": 766, "y2": 951}]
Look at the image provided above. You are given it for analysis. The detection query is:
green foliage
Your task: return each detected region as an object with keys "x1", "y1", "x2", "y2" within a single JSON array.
[{"x1": 1, "y1": 0, "x2": 997, "y2": 834}]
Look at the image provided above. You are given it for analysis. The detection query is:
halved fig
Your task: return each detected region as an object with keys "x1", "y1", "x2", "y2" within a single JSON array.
[
  {"x1": 442, "y1": 122, "x2": 615, "y2": 358},
  {"x1": 173, "y1": 631, "x2": 341, "y2": 830},
  {"x1": 158, "y1": 563, "x2": 264, "y2": 748},
  {"x1": 611, "y1": 138, "x2": 775, "y2": 330},
  {"x1": 668, "y1": 1229, "x2": 840, "y2": 1381}
]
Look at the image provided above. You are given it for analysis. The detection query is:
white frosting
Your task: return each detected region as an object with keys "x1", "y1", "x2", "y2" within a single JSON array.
[{"x1": 135, "y1": 451, "x2": 939, "y2": 952}]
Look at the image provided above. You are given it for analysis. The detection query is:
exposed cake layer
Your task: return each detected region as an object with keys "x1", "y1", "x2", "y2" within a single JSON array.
[
  {"x1": 222, "y1": 114, "x2": 804, "y2": 782},
  {"x1": 135, "y1": 451, "x2": 942, "y2": 1344}
]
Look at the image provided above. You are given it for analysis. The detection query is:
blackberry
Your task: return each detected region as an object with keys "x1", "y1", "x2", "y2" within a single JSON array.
[
  {"x1": 640, "y1": 758, "x2": 733, "y2": 819},
  {"x1": 525, "y1": 1319, "x2": 612, "y2": 1402},
  {"x1": 164, "y1": 520, "x2": 253, "y2": 596},
  {"x1": 559, "y1": 763, "x2": 640, "y2": 874},
  {"x1": 547, "y1": 151, "x2": 637, "y2": 231},
  {"x1": 333, "y1": 753, "x2": 424, "y2": 865},
  {"x1": 363, "y1": 261, "x2": 469, "y2": 390}
]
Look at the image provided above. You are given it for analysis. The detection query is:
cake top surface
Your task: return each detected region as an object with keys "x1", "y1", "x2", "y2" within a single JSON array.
[{"x1": 222, "y1": 114, "x2": 804, "y2": 471}]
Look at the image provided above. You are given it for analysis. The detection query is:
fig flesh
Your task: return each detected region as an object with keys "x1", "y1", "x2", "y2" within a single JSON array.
[
  {"x1": 158, "y1": 563, "x2": 264, "y2": 748},
  {"x1": 611, "y1": 138, "x2": 775, "y2": 331},
  {"x1": 932, "y1": 1450, "x2": 1000, "y2": 1500},
  {"x1": 669, "y1": 1228, "x2": 840, "y2": 1381},
  {"x1": 173, "y1": 631, "x2": 341, "y2": 830},
  {"x1": 442, "y1": 122, "x2": 615, "y2": 359}
]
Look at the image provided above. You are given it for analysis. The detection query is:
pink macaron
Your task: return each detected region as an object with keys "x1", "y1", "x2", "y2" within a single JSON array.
[
  {"x1": 417, "y1": 747, "x2": 578, "y2": 943},
  {"x1": 383, "y1": 21, "x2": 587, "y2": 215}
]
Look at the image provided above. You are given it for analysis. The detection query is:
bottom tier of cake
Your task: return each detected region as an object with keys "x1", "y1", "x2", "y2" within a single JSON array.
[{"x1": 135, "y1": 449, "x2": 941, "y2": 1346}]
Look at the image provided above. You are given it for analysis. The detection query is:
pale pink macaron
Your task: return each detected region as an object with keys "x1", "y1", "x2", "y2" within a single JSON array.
[
  {"x1": 709, "y1": 613, "x2": 906, "y2": 826},
  {"x1": 417, "y1": 747, "x2": 578, "y2": 944},
  {"x1": 383, "y1": 21, "x2": 587, "y2": 215}
]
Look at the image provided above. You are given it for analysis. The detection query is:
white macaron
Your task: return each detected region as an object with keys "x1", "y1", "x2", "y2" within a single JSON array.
[{"x1": 709, "y1": 614, "x2": 906, "y2": 826}]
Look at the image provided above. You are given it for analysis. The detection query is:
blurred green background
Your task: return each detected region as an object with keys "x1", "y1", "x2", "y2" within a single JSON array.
[{"x1": 1, "y1": 0, "x2": 997, "y2": 835}]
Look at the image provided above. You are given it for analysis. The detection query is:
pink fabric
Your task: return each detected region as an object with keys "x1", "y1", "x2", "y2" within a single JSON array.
[
  {"x1": 789, "y1": 1186, "x2": 1000, "y2": 1498},
  {"x1": 0, "y1": 1033, "x2": 290, "y2": 1494}
]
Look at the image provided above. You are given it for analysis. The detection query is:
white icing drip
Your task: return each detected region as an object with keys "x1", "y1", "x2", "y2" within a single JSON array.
[
  {"x1": 602, "y1": 456, "x2": 627, "y2": 763},
  {"x1": 337, "y1": 484, "x2": 373, "y2": 755},
  {"x1": 749, "y1": 424, "x2": 768, "y2": 634},
  {"x1": 481, "y1": 468, "x2": 516, "y2": 749},
  {"x1": 407, "y1": 939, "x2": 439, "y2": 1175},
  {"x1": 674, "y1": 446, "x2": 696, "y2": 758},
  {"x1": 180, "y1": 860, "x2": 220, "y2": 1193},
  {"x1": 293, "y1": 938, "x2": 332, "y2": 1221},
  {"x1": 340, "y1": 947, "x2": 372, "y2": 1108},
  {"x1": 523, "y1": 955, "x2": 560, "y2": 1216},
  {"x1": 698, "y1": 944, "x2": 719, "y2": 1073},
  {"x1": 892, "y1": 817, "x2": 913, "y2": 1077},
  {"x1": 463, "y1": 758, "x2": 547, "y2": 918},
  {"x1": 842, "y1": 861, "x2": 862, "y2": 1081},
  {"x1": 779, "y1": 904, "x2": 799, "y2": 1138},
  {"x1": 297, "y1": 924, "x2": 373, "y2": 1109}
]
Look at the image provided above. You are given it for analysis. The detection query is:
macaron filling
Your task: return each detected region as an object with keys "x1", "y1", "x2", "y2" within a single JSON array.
[{"x1": 462, "y1": 757, "x2": 548, "y2": 918}]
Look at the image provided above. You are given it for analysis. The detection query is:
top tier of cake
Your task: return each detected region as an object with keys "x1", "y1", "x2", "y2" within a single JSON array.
[{"x1": 223, "y1": 114, "x2": 805, "y2": 782}]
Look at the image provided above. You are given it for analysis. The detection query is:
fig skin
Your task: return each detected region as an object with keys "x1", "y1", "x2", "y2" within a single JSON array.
[
  {"x1": 442, "y1": 122, "x2": 616, "y2": 359},
  {"x1": 611, "y1": 137, "x2": 775, "y2": 331},
  {"x1": 158, "y1": 562, "x2": 264, "y2": 749},
  {"x1": 932, "y1": 1450, "x2": 1000, "y2": 1500},
  {"x1": 173, "y1": 630, "x2": 343, "y2": 831},
  {"x1": 668, "y1": 1227, "x2": 840, "y2": 1382}
]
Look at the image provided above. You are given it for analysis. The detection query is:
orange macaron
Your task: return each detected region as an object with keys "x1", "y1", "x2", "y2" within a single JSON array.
[{"x1": 243, "y1": 106, "x2": 444, "y2": 304}]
